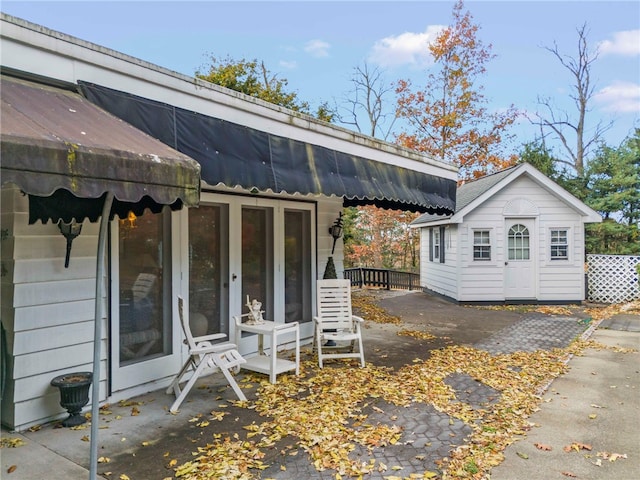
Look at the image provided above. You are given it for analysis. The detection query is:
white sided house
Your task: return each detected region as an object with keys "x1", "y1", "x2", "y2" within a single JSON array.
[
  {"x1": 0, "y1": 14, "x2": 457, "y2": 431},
  {"x1": 412, "y1": 163, "x2": 601, "y2": 304}
]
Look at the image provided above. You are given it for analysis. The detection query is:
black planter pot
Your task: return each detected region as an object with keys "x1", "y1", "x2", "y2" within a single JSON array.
[{"x1": 50, "y1": 372, "x2": 93, "y2": 427}]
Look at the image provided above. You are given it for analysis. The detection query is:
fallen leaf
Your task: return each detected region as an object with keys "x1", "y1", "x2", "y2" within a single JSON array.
[
  {"x1": 7, "y1": 465, "x2": 17, "y2": 474},
  {"x1": 131, "y1": 406, "x2": 140, "y2": 416},
  {"x1": 534, "y1": 443, "x2": 552, "y2": 451},
  {"x1": 588, "y1": 414, "x2": 597, "y2": 419},
  {"x1": 516, "y1": 452, "x2": 529, "y2": 459},
  {"x1": 564, "y1": 442, "x2": 592, "y2": 452},
  {"x1": 561, "y1": 471, "x2": 577, "y2": 477},
  {"x1": 597, "y1": 451, "x2": 627, "y2": 462}
]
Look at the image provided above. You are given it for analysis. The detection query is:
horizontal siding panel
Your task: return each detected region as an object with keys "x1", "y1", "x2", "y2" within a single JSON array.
[
  {"x1": 424, "y1": 263, "x2": 457, "y2": 298},
  {"x1": 460, "y1": 266, "x2": 504, "y2": 283},
  {"x1": 14, "y1": 320, "x2": 96, "y2": 354},
  {"x1": 539, "y1": 271, "x2": 583, "y2": 283},
  {"x1": 13, "y1": 257, "x2": 98, "y2": 283},
  {"x1": 13, "y1": 278, "x2": 97, "y2": 307},
  {"x1": 458, "y1": 292, "x2": 505, "y2": 302},
  {"x1": 13, "y1": 362, "x2": 107, "y2": 403},
  {"x1": 14, "y1": 392, "x2": 84, "y2": 429},
  {"x1": 14, "y1": 299, "x2": 101, "y2": 331},
  {"x1": 13, "y1": 340, "x2": 107, "y2": 378},
  {"x1": 13, "y1": 234, "x2": 98, "y2": 261}
]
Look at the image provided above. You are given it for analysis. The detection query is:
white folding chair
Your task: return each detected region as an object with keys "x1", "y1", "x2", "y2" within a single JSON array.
[
  {"x1": 166, "y1": 296, "x2": 246, "y2": 412},
  {"x1": 313, "y1": 279, "x2": 365, "y2": 368}
]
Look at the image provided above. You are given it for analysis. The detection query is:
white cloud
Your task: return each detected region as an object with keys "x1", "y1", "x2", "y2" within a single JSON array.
[
  {"x1": 598, "y1": 30, "x2": 640, "y2": 56},
  {"x1": 304, "y1": 39, "x2": 330, "y2": 58},
  {"x1": 594, "y1": 81, "x2": 640, "y2": 113},
  {"x1": 279, "y1": 60, "x2": 297, "y2": 70},
  {"x1": 368, "y1": 25, "x2": 445, "y2": 69}
]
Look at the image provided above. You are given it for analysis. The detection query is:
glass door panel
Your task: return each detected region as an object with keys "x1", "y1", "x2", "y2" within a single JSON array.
[
  {"x1": 117, "y1": 209, "x2": 172, "y2": 366},
  {"x1": 284, "y1": 209, "x2": 312, "y2": 324},
  {"x1": 241, "y1": 207, "x2": 274, "y2": 319},
  {"x1": 189, "y1": 204, "x2": 230, "y2": 336}
]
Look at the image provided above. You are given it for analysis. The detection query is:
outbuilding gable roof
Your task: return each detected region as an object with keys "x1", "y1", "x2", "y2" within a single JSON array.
[{"x1": 411, "y1": 163, "x2": 601, "y2": 227}]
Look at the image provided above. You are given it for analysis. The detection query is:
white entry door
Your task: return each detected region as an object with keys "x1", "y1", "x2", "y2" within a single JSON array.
[{"x1": 504, "y1": 219, "x2": 536, "y2": 300}]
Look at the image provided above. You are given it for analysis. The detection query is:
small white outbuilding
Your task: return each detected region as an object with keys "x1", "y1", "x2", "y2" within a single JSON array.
[{"x1": 411, "y1": 163, "x2": 602, "y2": 304}]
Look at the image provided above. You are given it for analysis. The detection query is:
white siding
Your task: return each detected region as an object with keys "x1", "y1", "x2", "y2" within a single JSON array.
[
  {"x1": 420, "y1": 225, "x2": 458, "y2": 299},
  {"x1": 458, "y1": 206, "x2": 508, "y2": 302},
  {"x1": 317, "y1": 198, "x2": 345, "y2": 279},
  {"x1": 456, "y1": 175, "x2": 587, "y2": 302},
  {"x1": 1, "y1": 187, "x2": 107, "y2": 430}
]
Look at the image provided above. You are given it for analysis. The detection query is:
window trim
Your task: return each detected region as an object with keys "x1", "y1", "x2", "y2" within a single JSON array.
[
  {"x1": 430, "y1": 226, "x2": 445, "y2": 263},
  {"x1": 472, "y1": 229, "x2": 492, "y2": 261},
  {"x1": 548, "y1": 227, "x2": 571, "y2": 262},
  {"x1": 433, "y1": 228, "x2": 440, "y2": 262}
]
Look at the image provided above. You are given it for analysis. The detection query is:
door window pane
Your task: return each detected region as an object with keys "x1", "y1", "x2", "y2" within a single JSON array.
[
  {"x1": 285, "y1": 210, "x2": 312, "y2": 324},
  {"x1": 242, "y1": 207, "x2": 274, "y2": 319},
  {"x1": 118, "y1": 210, "x2": 172, "y2": 365},
  {"x1": 508, "y1": 224, "x2": 530, "y2": 260},
  {"x1": 189, "y1": 204, "x2": 229, "y2": 336}
]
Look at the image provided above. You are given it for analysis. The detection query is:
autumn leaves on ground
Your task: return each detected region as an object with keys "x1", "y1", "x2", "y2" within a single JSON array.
[{"x1": 163, "y1": 294, "x2": 637, "y2": 480}]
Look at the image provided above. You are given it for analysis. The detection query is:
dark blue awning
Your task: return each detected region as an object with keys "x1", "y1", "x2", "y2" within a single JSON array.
[{"x1": 79, "y1": 81, "x2": 456, "y2": 214}]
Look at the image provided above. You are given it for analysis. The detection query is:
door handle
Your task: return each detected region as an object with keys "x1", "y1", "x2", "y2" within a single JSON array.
[
  {"x1": 505, "y1": 262, "x2": 508, "y2": 265},
  {"x1": 232, "y1": 273, "x2": 238, "y2": 281}
]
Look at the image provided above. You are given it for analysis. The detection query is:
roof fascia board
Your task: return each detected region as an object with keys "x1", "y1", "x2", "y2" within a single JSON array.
[
  {"x1": 457, "y1": 163, "x2": 601, "y2": 223},
  {"x1": 519, "y1": 164, "x2": 602, "y2": 222},
  {"x1": 0, "y1": 14, "x2": 457, "y2": 180},
  {"x1": 410, "y1": 216, "x2": 459, "y2": 228}
]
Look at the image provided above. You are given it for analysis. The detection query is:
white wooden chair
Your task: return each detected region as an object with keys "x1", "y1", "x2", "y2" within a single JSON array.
[
  {"x1": 313, "y1": 279, "x2": 365, "y2": 368},
  {"x1": 166, "y1": 296, "x2": 246, "y2": 413}
]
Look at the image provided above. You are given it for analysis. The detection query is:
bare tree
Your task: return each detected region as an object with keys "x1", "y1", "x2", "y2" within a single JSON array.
[
  {"x1": 336, "y1": 63, "x2": 396, "y2": 140},
  {"x1": 532, "y1": 23, "x2": 612, "y2": 177}
]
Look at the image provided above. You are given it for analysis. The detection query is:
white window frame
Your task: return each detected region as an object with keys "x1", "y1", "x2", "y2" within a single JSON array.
[
  {"x1": 472, "y1": 229, "x2": 492, "y2": 261},
  {"x1": 549, "y1": 227, "x2": 571, "y2": 262},
  {"x1": 432, "y1": 228, "x2": 440, "y2": 262}
]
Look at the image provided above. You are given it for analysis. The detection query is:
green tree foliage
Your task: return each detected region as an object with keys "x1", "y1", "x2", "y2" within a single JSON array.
[
  {"x1": 584, "y1": 131, "x2": 640, "y2": 254},
  {"x1": 196, "y1": 55, "x2": 334, "y2": 122}
]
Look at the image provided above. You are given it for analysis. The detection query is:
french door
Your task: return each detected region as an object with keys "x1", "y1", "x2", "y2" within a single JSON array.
[
  {"x1": 109, "y1": 195, "x2": 316, "y2": 393},
  {"x1": 188, "y1": 194, "x2": 315, "y2": 351}
]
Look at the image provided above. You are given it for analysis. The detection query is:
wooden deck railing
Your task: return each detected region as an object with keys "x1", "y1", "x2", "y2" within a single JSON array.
[{"x1": 344, "y1": 267, "x2": 420, "y2": 291}]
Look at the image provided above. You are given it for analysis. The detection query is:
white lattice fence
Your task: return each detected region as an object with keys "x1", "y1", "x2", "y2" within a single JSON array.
[{"x1": 587, "y1": 255, "x2": 640, "y2": 304}]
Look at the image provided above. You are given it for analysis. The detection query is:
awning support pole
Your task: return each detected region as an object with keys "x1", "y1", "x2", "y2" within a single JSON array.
[{"x1": 89, "y1": 192, "x2": 114, "y2": 480}]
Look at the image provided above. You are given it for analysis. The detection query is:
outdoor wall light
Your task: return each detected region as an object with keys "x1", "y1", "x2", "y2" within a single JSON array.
[
  {"x1": 328, "y1": 212, "x2": 344, "y2": 255},
  {"x1": 58, "y1": 219, "x2": 83, "y2": 268}
]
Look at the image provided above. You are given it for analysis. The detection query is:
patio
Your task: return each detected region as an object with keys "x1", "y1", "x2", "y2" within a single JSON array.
[{"x1": 3, "y1": 289, "x2": 620, "y2": 480}]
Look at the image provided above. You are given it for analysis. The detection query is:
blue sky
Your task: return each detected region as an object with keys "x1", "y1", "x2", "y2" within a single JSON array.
[{"x1": 3, "y1": 1, "x2": 639, "y2": 159}]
